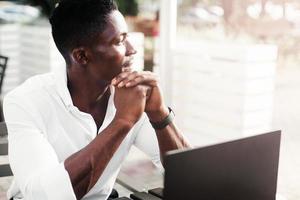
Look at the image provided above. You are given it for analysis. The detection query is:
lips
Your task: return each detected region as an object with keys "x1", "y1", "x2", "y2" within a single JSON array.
[
  {"x1": 122, "y1": 57, "x2": 134, "y2": 68},
  {"x1": 122, "y1": 62, "x2": 132, "y2": 68}
]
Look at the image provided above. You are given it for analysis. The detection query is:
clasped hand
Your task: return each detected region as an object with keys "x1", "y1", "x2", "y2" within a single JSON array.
[{"x1": 111, "y1": 70, "x2": 168, "y2": 125}]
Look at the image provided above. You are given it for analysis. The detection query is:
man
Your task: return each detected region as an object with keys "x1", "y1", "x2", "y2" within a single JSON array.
[{"x1": 3, "y1": 0, "x2": 190, "y2": 199}]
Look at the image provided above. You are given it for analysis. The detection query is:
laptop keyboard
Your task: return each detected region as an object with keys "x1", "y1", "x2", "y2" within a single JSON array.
[
  {"x1": 130, "y1": 192, "x2": 162, "y2": 200},
  {"x1": 148, "y1": 188, "x2": 163, "y2": 198},
  {"x1": 114, "y1": 188, "x2": 164, "y2": 200}
]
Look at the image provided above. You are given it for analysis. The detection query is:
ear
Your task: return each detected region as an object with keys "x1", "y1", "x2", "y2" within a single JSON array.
[{"x1": 71, "y1": 47, "x2": 89, "y2": 65}]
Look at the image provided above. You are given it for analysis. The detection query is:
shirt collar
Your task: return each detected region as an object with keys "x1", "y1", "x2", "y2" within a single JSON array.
[
  {"x1": 53, "y1": 66, "x2": 74, "y2": 108},
  {"x1": 53, "y1": 66, "x2": 116, "y2": 114}
]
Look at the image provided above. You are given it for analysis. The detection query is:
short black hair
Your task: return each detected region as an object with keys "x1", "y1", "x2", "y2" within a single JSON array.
[{"x1": 49, "y1": 0, "x2": 117, "y2": 63}]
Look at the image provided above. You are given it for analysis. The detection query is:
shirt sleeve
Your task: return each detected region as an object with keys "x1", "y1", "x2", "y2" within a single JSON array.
[
  {"x1": 3, "y1": 96, "x2": 76, "y2": 200},
  {"x1": 133, "y1": 115, "x2": 163, "y2": 169}
]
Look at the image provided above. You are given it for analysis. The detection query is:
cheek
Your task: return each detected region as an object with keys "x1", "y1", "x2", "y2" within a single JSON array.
[
  {"x1": 108, "y1": 46, "x2": 126, "y2": 64},
  {"x1": 90, "y1": 46, "x2": 127, "y2": 80},
  {"x1": 103, "y1": 46, "x2": 126, "y2": 79}
]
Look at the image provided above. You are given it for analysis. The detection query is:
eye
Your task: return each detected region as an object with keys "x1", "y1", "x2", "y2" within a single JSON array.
[{"x1": 115, "y1": 34, "x2": 127, "y2": 45}]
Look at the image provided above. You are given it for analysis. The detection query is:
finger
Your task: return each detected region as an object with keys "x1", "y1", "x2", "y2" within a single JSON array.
[
  {"x1": 122, "y1": 67, "x2": 133, "y2": 72},
  {"x1": 111, "y1": 71, "x2": 132, "y2": 86},
  {"x1": 117, "y1": 71, "x2": 139, "y2": 87},
  {"x1": 125, "y1": 73, "x2": 158, "y2": 87}
]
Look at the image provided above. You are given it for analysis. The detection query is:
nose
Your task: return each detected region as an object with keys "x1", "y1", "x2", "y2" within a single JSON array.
[{"x1": 125, "y1": 40, "x2": 137, "y2": 56}]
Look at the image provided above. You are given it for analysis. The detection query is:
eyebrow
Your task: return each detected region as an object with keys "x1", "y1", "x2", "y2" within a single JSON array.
[
  {"x1": 111, "y1": 32, "x2": 127, "y2": 43},
  {"x1": 120, "y1": 32, "x2": 128, "y2": 38},
  {"x1": 106, "y1": 31, "x2": 128, "y2": 45}
]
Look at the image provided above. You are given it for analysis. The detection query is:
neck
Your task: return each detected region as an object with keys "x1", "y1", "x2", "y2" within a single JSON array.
[{"x1": 67, "y1": 67, "x2": 110, "y2": 112}]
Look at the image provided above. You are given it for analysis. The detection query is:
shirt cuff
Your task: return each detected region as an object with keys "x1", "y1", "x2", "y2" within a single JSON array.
[{"x1": 40, "y1": 163, "x2": 76, "y2": 200}]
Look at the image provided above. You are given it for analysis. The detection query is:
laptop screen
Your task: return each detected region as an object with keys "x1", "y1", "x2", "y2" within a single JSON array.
[{"x1": 164, "y1": 131, "x2": 281, "y2": 200}]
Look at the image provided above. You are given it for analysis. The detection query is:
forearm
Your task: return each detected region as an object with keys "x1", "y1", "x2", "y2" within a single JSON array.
[
  {"x1": 111, "y1": 71, "x2": 190, "y2": 163},
  {"x1": 147, "y1": 109, "x2": 191, "y2": 164},
  {"x1": 155, "y1": 122, "x2": 191, "y2": 162},
  {"x1": 64, "y1": 118, "x2": 133, "y2": 200}
]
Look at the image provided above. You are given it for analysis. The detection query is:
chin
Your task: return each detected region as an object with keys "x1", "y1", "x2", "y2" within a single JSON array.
[
  {"x1": 122, "y1": 66, "x2": 132, "y2": 71},
  {"x1": 109, "y1": 68, "x2": 122, "y2": 80}
]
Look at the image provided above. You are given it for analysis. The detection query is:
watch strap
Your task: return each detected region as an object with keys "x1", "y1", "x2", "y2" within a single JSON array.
[{"x1": 150, "y1": 107, "x2": 174, "y2": 130}]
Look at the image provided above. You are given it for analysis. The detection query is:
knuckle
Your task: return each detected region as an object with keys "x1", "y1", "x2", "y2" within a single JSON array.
[
  {"x1": 132, "y1": 71, "x2": 138, "y2": 75},
  {"x1": 132, "y1": 76, "x2": 140, "y2": 82},
  {"x1": 135, "y1": 85, "x2": 144, "y2": 91},
  {"x1": 140, "y1": 74, "x2": 146, "y2": 79},
  {"x1": 120, "y1": 72, "x2": 130, "y2": 78},
  {"x1": 128, "y1": 74, "x2": 137, "y2": 80},
  {"x1": 120, "y1": 73, "x2": 127, "y2": 78},
  {"x1": 116, "y1": 75, "x2": 123, "y2": 81},
  {"x1": 135, "y1": 85, "x2": 146, "y2": 95}
]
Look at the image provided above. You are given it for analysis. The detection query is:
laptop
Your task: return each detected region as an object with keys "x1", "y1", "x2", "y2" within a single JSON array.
[{"x1": 163, "y1": 131, "x2": 281, "y2": 200}]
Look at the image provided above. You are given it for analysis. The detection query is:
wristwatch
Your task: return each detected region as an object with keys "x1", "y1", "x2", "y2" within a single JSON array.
[{"x1": 150, "y1": 107, "x2": 175, "y2": 130}]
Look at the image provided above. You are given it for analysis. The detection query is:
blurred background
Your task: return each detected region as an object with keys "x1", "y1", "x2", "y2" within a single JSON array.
[{"x1": 0, "y1": 0, "x2": 299, "y2": 199}]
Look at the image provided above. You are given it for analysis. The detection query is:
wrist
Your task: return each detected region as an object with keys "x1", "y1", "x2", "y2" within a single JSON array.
[
  {"x1": 112, "y1": 117, "x2": 135, "y2": 130},
  {"x1": 146, "y1": 106, "x2": 169, "y2": 122},
  {"x1": 149, "y1": 107, "x2": 175, "y2": 130}
]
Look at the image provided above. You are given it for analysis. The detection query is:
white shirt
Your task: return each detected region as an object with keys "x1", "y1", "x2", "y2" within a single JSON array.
[{"x1": 3, "y1": 67, "x2": 161, "y2": 200}]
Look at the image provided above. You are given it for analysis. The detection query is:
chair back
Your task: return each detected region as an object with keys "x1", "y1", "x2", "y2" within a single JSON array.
[
  {"x1": 0, "y1": 122, "x2": 13, "y2": 177},
  {"x1": 0, "y1": 55, "x2": 8, "y2": 95}
]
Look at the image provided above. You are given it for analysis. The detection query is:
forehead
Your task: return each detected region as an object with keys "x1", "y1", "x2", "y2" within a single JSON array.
[{"x1": 99, "y1": 10, "x2": 128, "y2": 42}]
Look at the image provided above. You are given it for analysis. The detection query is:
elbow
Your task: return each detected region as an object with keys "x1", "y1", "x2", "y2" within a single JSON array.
[
  {"x1": 12, "y1": 163, "x2": 77, "y2": 200},
  {"x1": 20, "y1": 175, "x2": 48, "y2": 199}
]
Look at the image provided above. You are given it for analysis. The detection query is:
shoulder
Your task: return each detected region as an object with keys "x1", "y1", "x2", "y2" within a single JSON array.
[
  {"x1": 5, "y1": 73, "x2": 55, "y2": 99},
  {"x1": 3, "y1": 73, "x2": 60, "y2": 131},
  {"x1": 4, "y1": 73, "x2": 56, "y2": 110}
]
